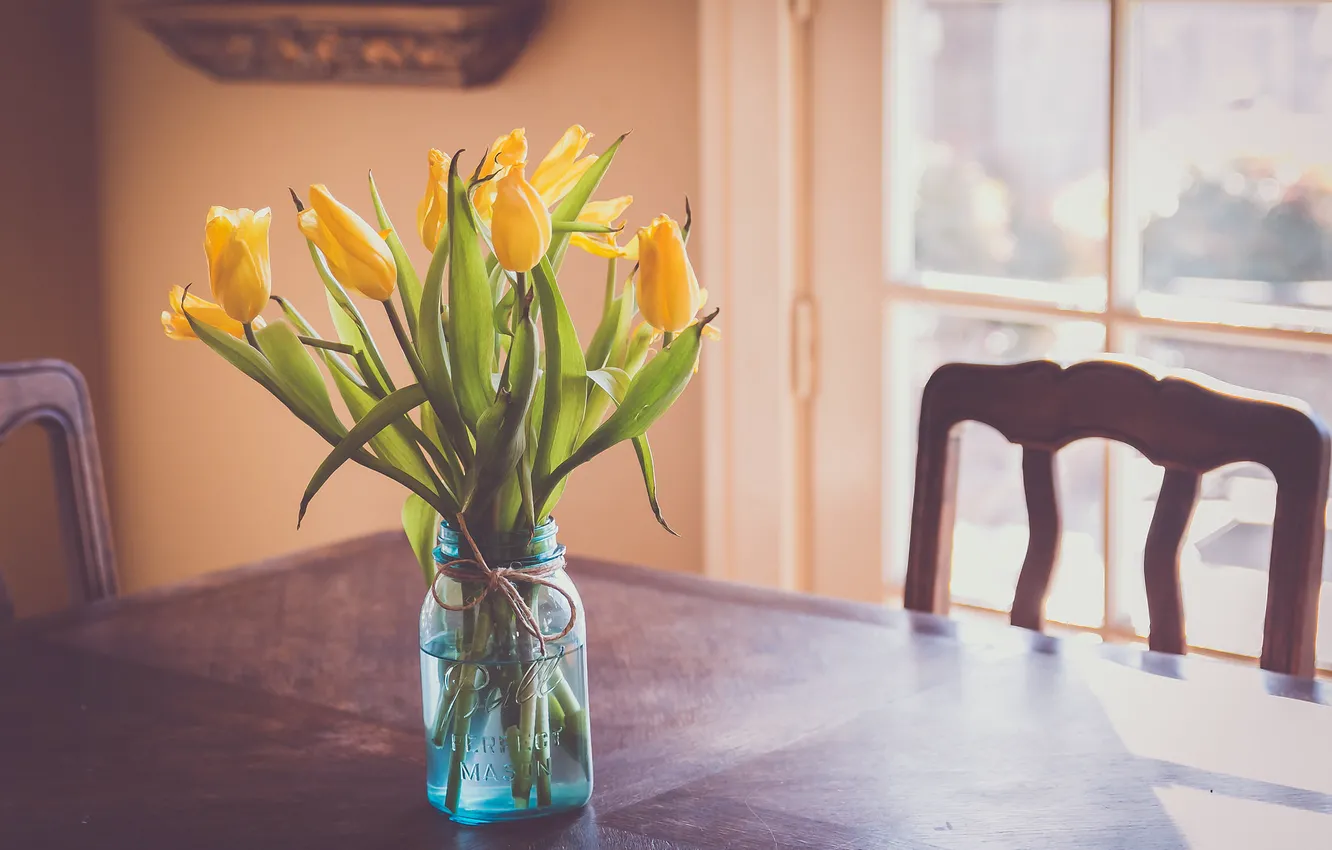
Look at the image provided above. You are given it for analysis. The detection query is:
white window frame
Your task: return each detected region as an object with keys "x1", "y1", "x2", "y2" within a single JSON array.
[{"x1": 701, "y1": 0, "x2": 1332, "y2": 661}]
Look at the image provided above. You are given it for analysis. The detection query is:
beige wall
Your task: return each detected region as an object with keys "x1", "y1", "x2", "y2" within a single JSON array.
[
  {"x1": 0, "y1": 0, "x2": 102, "y2": 615},
  {"x1": 96, "y1": 0, "x2": 703, "y2": 592}
]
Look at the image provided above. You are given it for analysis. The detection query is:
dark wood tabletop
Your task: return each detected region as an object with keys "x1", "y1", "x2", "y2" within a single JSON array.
[{"x1": 3, "y1": 532, "x2": 1331, "y2": 849}]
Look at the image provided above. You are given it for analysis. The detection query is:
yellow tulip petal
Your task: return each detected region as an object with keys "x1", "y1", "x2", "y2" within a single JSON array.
[
  {"x1": 480, "y1": 128, "x2": 528, "y2": 180},
  {"x1": 578, "y1": 195, "x2": 633, "y2": 227},
  {"x1": 163, "y1": 285, "x2": 261, "y2": 340},
  {"x1": 533, "y1": 125, "x2": 592, "y2": 189},
  {"x1": 161, "y1": 310, "x2": 195, "y2": 340},
  {"x1": 491, "y1": 165, "x2": 552, "y2": 273},
  {"x1": 417, "y1": 148, "x2": 450, "y2": 252},
  {"x1": 535, "y1": 154, "x2": 596, "y2": 209}
]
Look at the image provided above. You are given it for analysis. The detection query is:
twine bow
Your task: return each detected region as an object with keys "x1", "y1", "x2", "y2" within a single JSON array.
[{"x1": 429, "y1": 519, "x2": 578, "y2": 654}]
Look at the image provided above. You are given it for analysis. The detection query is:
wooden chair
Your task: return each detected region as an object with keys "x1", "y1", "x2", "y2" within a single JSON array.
[
  {"x1": 904, "y1": 357, "x2": 1330, "y2": 677},
  {"x1": 0, "y1": 360, "x2": 116, "y2": 622}
]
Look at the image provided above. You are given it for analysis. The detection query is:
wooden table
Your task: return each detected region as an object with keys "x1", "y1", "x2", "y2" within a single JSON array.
[{"x1": 3, "y1": 533, "x2": 1331, "y2": 849}]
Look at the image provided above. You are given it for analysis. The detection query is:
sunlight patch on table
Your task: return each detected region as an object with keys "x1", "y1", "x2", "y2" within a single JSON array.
[
  {"x1": 1078, "y1": 658, "x2": 1332, "y2": 795},
  {"x1": 1155, "y1": 785, "x2": 1332, "y2": 849}
]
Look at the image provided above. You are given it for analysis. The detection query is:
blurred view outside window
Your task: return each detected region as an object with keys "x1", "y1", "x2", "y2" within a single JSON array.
[{"x1": 892, "y1": 1, "x2": 1332, "y2": 668}]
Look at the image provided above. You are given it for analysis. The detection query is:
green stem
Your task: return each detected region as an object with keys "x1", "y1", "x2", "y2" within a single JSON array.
[
  {"x1": 603, "y1": 257, "x2": 618, "y2": 315},
  {"x1": 552, "y1": 667, "x2": 588, "y2": 756},
  {"x1": 384, "y1": 300, "x2": 429, "y2": 388},
  {"x1": 536, "y1": 689, "x2": 553, "y2": 806},
  {"x1": 442, "y1": 584, "x2": 492, "y2": 811},
  {"x1": 513, "y1": 665, "x2": 538, "y2": 808},
  {"x1": 296, "y1": 335, "x2": 356, "y2": 354},
  {"x1": 514, "y1": 271, "x2": 528, "y2": 328},
  {"x1": 430, "y1": 658, "x2": 457, "y2": 747},
  {"x1": 662, "y1": 330, "x2": 675, "y2": 348},
  {"x1": 243, "y1": 321, "x2": 261, "y2": 351}
]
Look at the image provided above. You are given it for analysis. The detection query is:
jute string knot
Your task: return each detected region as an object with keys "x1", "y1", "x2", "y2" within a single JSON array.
[{"x1": 429, "y1": 538, "x2": 577, "y2": 655}]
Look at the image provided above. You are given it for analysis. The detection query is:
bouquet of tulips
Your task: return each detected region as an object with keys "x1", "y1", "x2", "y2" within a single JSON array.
[
  {"x1": 161, "y1": 125, "x2": 717, "y2": 569},
  {"x1": 160, "y1": 126, "x2": 715, "y2": 813}
]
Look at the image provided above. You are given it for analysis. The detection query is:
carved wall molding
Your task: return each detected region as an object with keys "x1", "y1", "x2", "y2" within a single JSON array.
[{"x1": 131, "y1": 1, "x2": 547, "y2": 87}]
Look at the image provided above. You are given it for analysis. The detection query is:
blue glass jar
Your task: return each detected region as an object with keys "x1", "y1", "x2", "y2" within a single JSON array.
[{"x1": 418, "y1": 518, "x2": 592, "y2": 824}]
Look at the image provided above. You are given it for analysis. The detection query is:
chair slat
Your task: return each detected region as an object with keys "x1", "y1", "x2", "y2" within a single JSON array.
[
  {"x1": 1143, "y1": 468, "x2": 1199, "y2": 656},
  {"x1": 1011, "y1": 447, "x2": 1060, "y2": 632}
]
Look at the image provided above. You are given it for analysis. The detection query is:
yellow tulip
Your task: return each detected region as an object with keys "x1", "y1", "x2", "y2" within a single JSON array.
[
  {"x1": 417, "y1": 148, "x2": 450, "y2": 252},
  {"x1": 297, "y1": 184, "x2": 397, "y2": 301},
  {"x1": 161, "y1": 285, "x2": 265, "y2": 341},
  {"x1": 635, "y1": 214, "x2": 701, "y2": 333},
  {"x1": 532, "y1": 125, "x2": 597, "y2": 208},
  {"x1": 473, "y1": 128, "x2": 529, "y2": 223},
  {"x1": 490, "y1": 164, "x2": 552, "y2": 273},
  {"x1": 203, "y1": 206, "x2": 271, "y2": 324}
]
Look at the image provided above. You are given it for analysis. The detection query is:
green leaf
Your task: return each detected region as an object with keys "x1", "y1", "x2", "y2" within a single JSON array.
[
  {"x1": 299, "y1": 383, "x2": 432, "y2": 525},
  {"x1": 272, "y1": 295, "x2": 367, "y2": 391},
  {"x1": 327, "y1": 368, "x2": 449, "y2": 509},
  {"x1": 183, "y1": 309, "x2": 285, "y2": 401},
  {"x1": 402, "y1": 494, "x2": 440, "y2": 587},
  {"x1": 572, "y1": 359, "x2": 675, "y2": 535},
  {"x1": 632, "y1": 433, "x2": 676, "y2": 535},
  {"x1": 546, "y1": 309, "x2": 717, "y2": 491},
  {"x1": 586, "y1": 284, "x2": 637, "y2": 375},
  {"x1": 414, "y1": 184, "x2": 474, "y2": 465},
  {"x1": 466, "y1": 307, "x2": 539, "y2": 511},
  {"x1": 587, "y1": 367, "x2": 631, "y2": 405},
  {"x1": 369, "y1": 170, "x2": 422, "y2": 342},
  {"x1": 189, "y1": 293, "x2": 451, "y2": 520},
  {"x1": 493, "y1": 286, "x2": 516, "y2": 338},
  {"x1": 255, "y1": 321, "x2": 344, "y2": 436},
  {"x1": 547, "y1": 133, "x2": 627, "y2": 271},
  {"x1": 446, "y1": 151, "x2": 496, "y2": 430},
  {"x1": 306, "y1": 239, "x2": 395, "y2": 394},
  {"x1": 531, "y1": 257, "x2": 588, "y2": 517},
  {"x1": 621, "y1": 321, "x2": 658, "y2": 374}
]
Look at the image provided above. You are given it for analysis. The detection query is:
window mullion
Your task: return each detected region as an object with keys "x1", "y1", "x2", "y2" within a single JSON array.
[{"x1": 1103, "y1": 0, "x2": 1138, "y2": 639}]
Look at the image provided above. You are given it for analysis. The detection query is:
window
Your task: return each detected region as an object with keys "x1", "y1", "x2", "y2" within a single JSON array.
[{"x1": 888, "y1": 0, "x2": 1332, "y2": 669}]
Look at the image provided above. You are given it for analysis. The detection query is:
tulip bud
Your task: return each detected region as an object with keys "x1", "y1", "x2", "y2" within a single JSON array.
[
  {"x1": 491, "y1": 164, "x2": 552, "y2": 273},
  {"x1": 203, "y1": 206, "x2": 271, "y2": 324},
  {"x1": 532, "y1": 124, "x2": 597, "y2": 207},
  {"x1": 417, "y1": 148, "x2": 450, "y2": 252},
  {"x1": 297, "y1": 184, "x2": 397, "y2": 301},
  {"x1": 161, "y1": 285, "x2": 265, "y2": 341},
  {"x1": 635, "y1": 215, "x2": 701, "y2": 333}
]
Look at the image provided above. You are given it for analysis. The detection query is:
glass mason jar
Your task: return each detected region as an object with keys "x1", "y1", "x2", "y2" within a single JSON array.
[{"x1": 418, "y1": 518, "x2": 592, "y2": 824}]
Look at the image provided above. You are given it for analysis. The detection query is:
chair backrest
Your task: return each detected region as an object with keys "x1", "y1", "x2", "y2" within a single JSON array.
[
  {"x1": 904, "y1": 357, "x2": 1330, "y2": 677},
  {"x1": 0, "y1": 360, "x2": 116, "y2": 622}
]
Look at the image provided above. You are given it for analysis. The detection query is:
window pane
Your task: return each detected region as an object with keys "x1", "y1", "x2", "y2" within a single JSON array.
[
  {"x1": 1129, "y1": 336, "x2": 1332, "y2": 667},
  {"x1": 897, "y1": 0, "x2": 1109, "y2": 306},
  {"x1": 893, "y1": 308, "x2": 1107, "y2": 626},
  {"x1": 1136, "y1": 4, "x2": 1332, "y2": 330}
]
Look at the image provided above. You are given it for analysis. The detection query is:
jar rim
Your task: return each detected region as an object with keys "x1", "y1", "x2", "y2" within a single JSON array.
[{"x1": 435, "y1": 517, "x2": 562, "y2": 566}]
